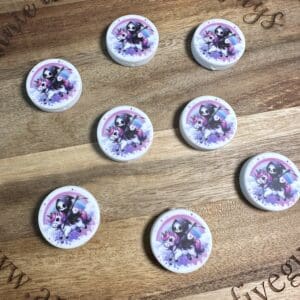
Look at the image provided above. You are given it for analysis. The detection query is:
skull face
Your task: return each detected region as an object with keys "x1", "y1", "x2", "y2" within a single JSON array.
[
  {"x1": 56, "y1": 200, "x2": 68, "y2": 213},
  {"x1": 127, "y1": 22, "x2": 137, "y2": 33},
  {"x1": 215, "y1": 26, "x2": 225, "y2": 37},
  {"x1": 172, "y1": 222, "x2": 183, "y2": 234},
  {"x1": 115, "y1": 117, "x2": 125, "y2": 127},
  {"x1": 43, "y1": 69, "x2": 52, "y2": 79},
  {"x1": 200, "y1": 106, "x2": 209, "y2": 117},
  {"x1": 172, "y1": 219, "x2": 191, "y2": 236},
  {"x1": 267, "y1": 163, "x2": 277, "y2": 176}
]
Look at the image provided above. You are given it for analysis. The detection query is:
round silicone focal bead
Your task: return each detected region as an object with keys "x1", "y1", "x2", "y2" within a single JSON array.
[
  {"x1": 240, "y1": 152, "x2": 300, "y2": 211},
  {"x1": 26, "y1": 58, "x2": 82, "y2": 112},
  {"x1": 192, "y1": 19, "x2": 246, "y2": 70},
  {"x1": 106, "y1": 15, "x2": 159, "y2": 67},
  {"x1": 180, "y1": 96, "x2": 237, "y2": 150},
  {"x1": 97, "y1": 105, "x2": 153, "y2": 162},
  {"x1": 150, "y1": 208, "x2": 212, "y2": 273},
  {"x1": 38, "y1": 186, "x2": 100, "y2": 249}
]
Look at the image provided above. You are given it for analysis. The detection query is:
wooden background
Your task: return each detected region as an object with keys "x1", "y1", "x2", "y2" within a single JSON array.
[{"x1": 0, "y1": 0, "x2": 299, "y2": 299}]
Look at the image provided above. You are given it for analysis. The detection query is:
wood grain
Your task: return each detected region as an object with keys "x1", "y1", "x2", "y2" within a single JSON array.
[{"x1": 0, "y1": 0, "x2": 299, "y2": 299}]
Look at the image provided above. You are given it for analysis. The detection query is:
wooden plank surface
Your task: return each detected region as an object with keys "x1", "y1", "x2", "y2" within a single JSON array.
[{"x1": 0, "y1": 0, "x2": 299, "y2": 299}]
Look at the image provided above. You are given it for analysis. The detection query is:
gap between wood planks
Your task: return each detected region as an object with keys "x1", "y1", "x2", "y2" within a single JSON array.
[{"x1": 0, "y1": 106, "x2": 299, "y2": 186}]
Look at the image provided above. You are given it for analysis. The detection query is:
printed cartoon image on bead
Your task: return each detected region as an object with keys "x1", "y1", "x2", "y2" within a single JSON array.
[
  {"x1": 42, "y1": 192, "x2": 97, "y2": 245},
  {"x1": 30, "y1": 63, "x2": 77, "y2": 107},
  {"x1": 112, "y1": 19, "x2": 155, "y2": 56},
  {"x1": 187, "y1": 100, "x2": 236, "y2": 146},
  {"x1": 101, "y1": 110, "x2": 152, "y2": 158},
  {"x1": 250, "y1": 159, "x2": 299, "y2": 206},
  {"x1": 155, "y1": 216, "x2": 211, "y2": 270},
  {"x1": 199, "y1": 23, "x2": 243, "y2": 62}
]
